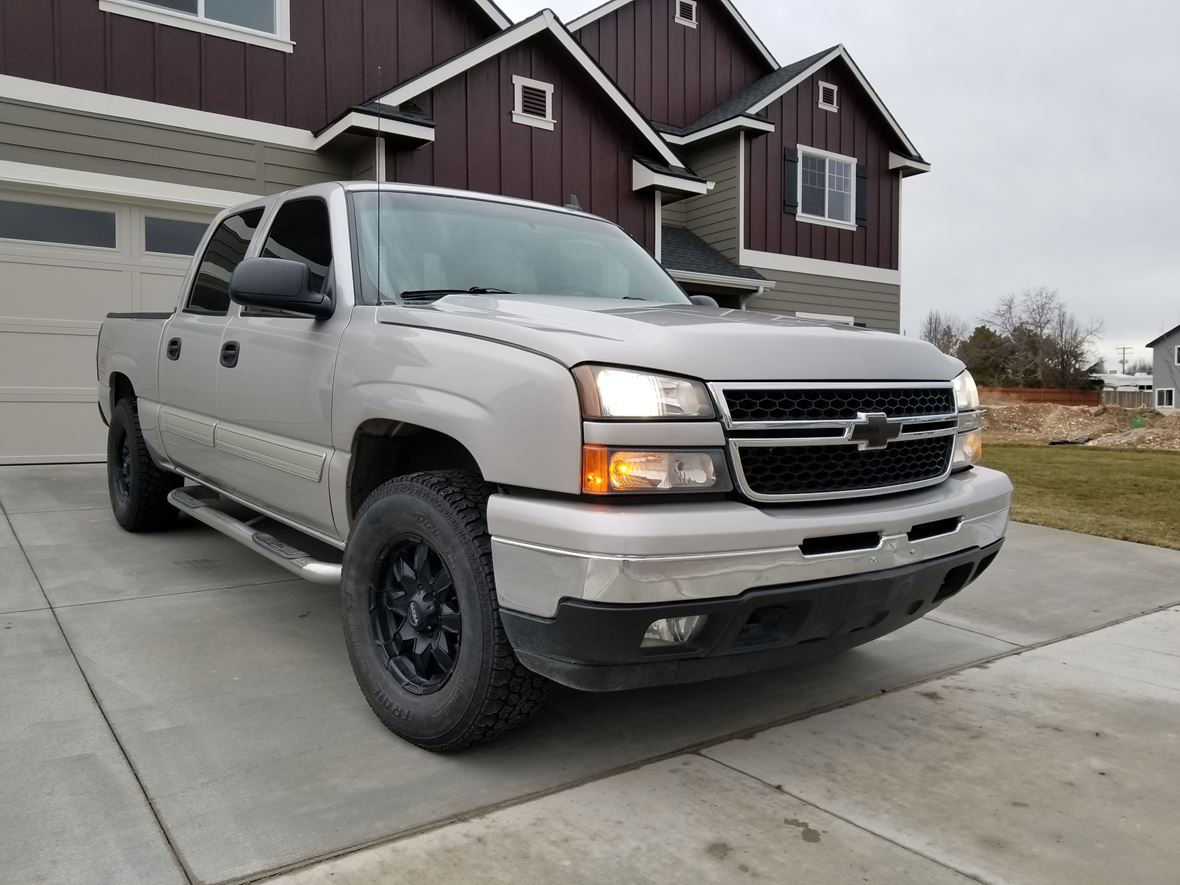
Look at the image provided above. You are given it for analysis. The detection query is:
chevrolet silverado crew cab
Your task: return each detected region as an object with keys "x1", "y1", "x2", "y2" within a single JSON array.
[{"x1": 97, "y1": 182, "x2": 1011, "y2": 750}]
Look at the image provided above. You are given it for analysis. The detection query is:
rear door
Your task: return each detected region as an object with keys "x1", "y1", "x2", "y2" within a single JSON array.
[
  {"x1": 157, "y1": 209, "x2": 263, "y2": 480},
  {"x1": 213, "y1": 195, "x2": 349, "y2": 535}
]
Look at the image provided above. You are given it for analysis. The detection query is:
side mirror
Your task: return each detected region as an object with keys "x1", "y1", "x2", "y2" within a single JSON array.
[
  {"x1": 230, "y1": 257, "x2": 333, "y2": 319},
  {"x1": 688, "y1": 294, "x2": 720, "y2": 308}
]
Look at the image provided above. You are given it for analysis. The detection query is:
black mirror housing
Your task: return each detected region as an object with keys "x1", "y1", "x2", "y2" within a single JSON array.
[{"x1": 230, "y1": 257, "x2": 334, "y2": 319}]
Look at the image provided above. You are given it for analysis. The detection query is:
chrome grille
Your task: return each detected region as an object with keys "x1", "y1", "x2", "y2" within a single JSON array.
[{"x1": 712, "y1": 382, "x2": 959, "y2": 502}]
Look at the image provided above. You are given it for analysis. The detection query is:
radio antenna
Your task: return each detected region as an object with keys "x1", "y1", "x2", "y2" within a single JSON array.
[{"x1": 376, "y1": 64, "x2": 383, "y2": 303}]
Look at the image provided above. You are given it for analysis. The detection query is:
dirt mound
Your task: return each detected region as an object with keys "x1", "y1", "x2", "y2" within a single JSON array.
[{"x1": 981, "y1": 403, "x2": 1180, "y2": 450}]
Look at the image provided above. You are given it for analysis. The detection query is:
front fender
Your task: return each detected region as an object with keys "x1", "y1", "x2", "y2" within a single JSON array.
[{"x1": 332, "y1": 320, "x2": 584, "y2": 494}]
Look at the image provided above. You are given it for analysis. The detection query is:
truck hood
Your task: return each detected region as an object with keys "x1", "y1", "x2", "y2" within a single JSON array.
[{"x1": 374, "y1": 295, "x2": 963, "y2": 382}]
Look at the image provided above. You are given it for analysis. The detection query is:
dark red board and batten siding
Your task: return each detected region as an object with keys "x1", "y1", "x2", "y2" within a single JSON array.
[
  {"x1": 387, "y1": 33, "x2": 657, "y2": 251},
  {"x1": 0, "y1": 0, "x2": 497, "y2": 131},
  {"x1": 747, "y1": 63, "x2": 900, "y2": 271},
  {"x1": 575, "y1": 0, "x2": 770, "y2": 128}
]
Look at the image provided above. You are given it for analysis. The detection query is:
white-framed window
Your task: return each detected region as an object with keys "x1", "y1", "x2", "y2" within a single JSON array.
[
  {"x1": 98, "y1": 0, "x2": 293, "y2": 53},
  {"x1": 674, "y1": 0, "x2": 698, "y2": 27},
  {"x1": 512, "y1": 75, "x2": 556, "y2": 131},
  {"x1": 0, "y1": 195, "x2": 117, "y2": 250},
  {"x1": 798, "y1": 146, "x2": 857, "y2": 230},
  {"x1": 818, "y1": 81, "x2": 839, "y2": 112},
  {"x1": 1157, "y1": 388, "x2": 1176, "y2": 409}
]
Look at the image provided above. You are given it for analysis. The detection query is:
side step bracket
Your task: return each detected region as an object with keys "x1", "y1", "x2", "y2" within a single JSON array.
[{"x1": 168, "y1": 488, "x2": 342, "y2": 586}]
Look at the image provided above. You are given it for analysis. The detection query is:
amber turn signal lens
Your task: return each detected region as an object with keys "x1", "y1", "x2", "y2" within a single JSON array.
[{"x1": 582, "y1": 445, "x2": 610, "y2": 495}]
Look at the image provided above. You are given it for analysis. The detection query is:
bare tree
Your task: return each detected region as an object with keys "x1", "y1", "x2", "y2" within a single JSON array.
[
  {"x1": 920, "y1": 310, "x2": 968, "y2": 355},
  {"x1": 981, "y1": 288, "x2": 1103, "y2": 388},
  {"x1": 1126, "y1": 358, "x2": 1153, "y2": 375}
]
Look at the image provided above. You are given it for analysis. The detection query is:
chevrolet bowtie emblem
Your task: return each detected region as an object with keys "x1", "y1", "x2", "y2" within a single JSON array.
[{"x1": 849, "y1": 412, "x2": 902, "y2": 450}]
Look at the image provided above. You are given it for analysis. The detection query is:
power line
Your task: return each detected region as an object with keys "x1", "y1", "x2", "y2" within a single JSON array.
[{"x1": 1115, "y1": 347, "x2": 1133, "y2": 373}]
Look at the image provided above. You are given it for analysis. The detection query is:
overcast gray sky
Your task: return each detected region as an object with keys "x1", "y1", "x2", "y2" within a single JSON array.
[{"x1": 500, "y1": 0, "x2": 1180, "y2": 369}]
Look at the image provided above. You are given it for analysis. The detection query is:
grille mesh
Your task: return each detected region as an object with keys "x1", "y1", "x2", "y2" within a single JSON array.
[
  {"x1": 725, "y1": 388, "x2": 954, "y2": 423},
  {"x1": 738, "y1": 436, "x2": 954, "y2": 497}
]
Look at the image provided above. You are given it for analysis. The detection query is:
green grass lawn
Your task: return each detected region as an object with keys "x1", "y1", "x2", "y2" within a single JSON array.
[{"x1": 982, "y1": 444, "x2": 1180, "y2": 550}]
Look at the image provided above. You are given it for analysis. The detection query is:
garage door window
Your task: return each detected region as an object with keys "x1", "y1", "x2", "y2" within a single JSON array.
[
  {"x1": 185, "y1": 209, "x2": 263, "y2": 315},
  {"x1": 0, "y1": 199, "x2": 116, "y2": 248},
  {"x1": 145, "y1": 217, "x2": 209, "y2": 256}
]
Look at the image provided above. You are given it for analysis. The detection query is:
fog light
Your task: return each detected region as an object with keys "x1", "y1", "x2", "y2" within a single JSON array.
[
  {"x1": 953, "y1": 429, "x2": 982, "y2": 470},
  {"x1": 642, "y1": 615, "x2": 707, "y2": 648}
]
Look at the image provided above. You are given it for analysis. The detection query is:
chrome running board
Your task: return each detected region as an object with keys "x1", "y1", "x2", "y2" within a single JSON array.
[{"x1": 168, "y1": 487, "x2": 342, "y2": 586}]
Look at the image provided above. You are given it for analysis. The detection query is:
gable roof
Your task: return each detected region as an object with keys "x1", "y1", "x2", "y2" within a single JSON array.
[
  {"x1": 568, "y1": 0, "x2": 778, "y2": 70},
  {"x1": 662, "y1": 226, "x2": 766, "y2": 282},
  {"x1": 1146, "y1": 324, "x2": 1180, "y2": 348},
  {"x1": 374, "y1": 10, "x2": 687, "y2": 170},
  {"x1": 670, "y1": 44, "x2": 926, "y2": 163}
]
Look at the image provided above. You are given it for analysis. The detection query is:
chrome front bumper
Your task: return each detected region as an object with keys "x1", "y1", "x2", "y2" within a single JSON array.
[{"x1": 489, "y1": 467, "x2": 1012, "y2": 617}]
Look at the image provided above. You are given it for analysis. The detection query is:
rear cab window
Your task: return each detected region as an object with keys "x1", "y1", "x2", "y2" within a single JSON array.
[{"x1": 184, "y1": 208, "x2": 264, "y2": 315}]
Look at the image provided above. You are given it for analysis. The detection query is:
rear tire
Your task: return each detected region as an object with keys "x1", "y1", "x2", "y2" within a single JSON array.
[
  {"x1": 107, "y1": 398, "x2": 181, "y2": 532},
  {"x1": 341, "y1": 470, "x2": 548, "y2": 751}
]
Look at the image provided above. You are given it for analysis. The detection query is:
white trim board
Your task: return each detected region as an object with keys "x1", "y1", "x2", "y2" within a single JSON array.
[
  {"x1": 661, "y1": 115, "x2": 774, "y2": 146},
  {"x1": 889, "y1": 151, "x2": 931, "y2": 176},
  {"x1": 632, "y1": 161, "x2": 711, "y2": 196},
  {"x1": 567, "y1": 0, "x2": 778, "y2": 69},
  {"x1": 313, "y1": 111, "x2": 435, "y2": 150},
  {"x1": 667, "y1": 269, "x2": 773, "y2": 291},
  {"x1": 0, "y1": 74, "x2": 321, "y2": 150},
  {"x1": 0, "y1": 159, "x2": 255, "y2": 209},
  {"x1": 747, "y1": 45, "x2": 922, "y2": 161},
  {"x1": 473, "y1": 0, "x2": 513, "y2": 29},
  {"x1": 740, "y1": 249, "x2": 901, "y2": 286},
  {"x1": 375, "y1": 11, "x2": 685, "y2": 169}
]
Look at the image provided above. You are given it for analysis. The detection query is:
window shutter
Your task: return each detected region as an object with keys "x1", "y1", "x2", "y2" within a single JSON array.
[
  {"x1": 783, "y1": 148, "x2": 799, "y2": 214},
  {"x1": 855, "y1": 166, "x2": 869, "y2": 226}
]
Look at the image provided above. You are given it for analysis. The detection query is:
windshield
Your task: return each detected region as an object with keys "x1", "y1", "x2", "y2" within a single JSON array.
[{"x1": 352, "y1": 191, "x2": 689, "y2": 305}]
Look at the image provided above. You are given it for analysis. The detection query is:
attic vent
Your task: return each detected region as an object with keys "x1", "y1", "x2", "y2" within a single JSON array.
[
  {"x1": 512, "y1": 75, "x2": 555, "y2": 131},
  {"x1": 818, "y1": 81, "x2": 839, "y2": 112},
  {"x1": 675, "y1": 0, "x2": 698, "y2": 27}
]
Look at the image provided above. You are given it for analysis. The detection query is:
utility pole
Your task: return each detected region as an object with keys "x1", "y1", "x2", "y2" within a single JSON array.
[{"x1": 1115, "y1": 347, "x2": 1133, "y2": 374}]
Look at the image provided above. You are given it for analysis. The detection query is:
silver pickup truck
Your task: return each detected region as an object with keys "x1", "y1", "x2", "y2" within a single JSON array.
[{"x1": 97, "y1": 181, "x2": 1012, "y2": 750}]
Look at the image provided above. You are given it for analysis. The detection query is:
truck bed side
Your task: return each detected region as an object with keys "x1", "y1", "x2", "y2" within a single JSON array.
[{"x1": 97, "y1": 312, "x2": 172, "y2": 424}]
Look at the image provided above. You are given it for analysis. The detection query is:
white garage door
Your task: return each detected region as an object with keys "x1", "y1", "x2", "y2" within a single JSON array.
[{"x1": 0, "y1": 189, "x2": 214, "y2": 464}]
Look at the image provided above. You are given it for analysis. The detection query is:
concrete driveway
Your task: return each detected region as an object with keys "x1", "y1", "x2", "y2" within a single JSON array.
[{"x1": 3, "y1": 464, "x2": 1179, "y2": 885}]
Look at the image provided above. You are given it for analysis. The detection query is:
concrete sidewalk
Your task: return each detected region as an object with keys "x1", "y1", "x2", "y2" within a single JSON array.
[
  {"x1": 2, "y1": 464, "x2": 1179, "y2": 885},
  {"x1": 271, "y1": 607, "x2": 1180, "y2": 885}
]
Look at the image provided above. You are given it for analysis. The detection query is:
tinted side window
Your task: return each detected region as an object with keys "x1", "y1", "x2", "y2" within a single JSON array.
[
  {"x1": 261, "y1": 199, "x2": 332, "y2": 293},
  {"x1": 186, "y1": 209, "x2": 264, "y2": 315}
]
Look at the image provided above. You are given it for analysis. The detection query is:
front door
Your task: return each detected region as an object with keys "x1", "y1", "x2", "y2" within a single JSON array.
[
  {"x1": 214, "y1": 196, "x2": 348, "y2": 536},
  {"x1": 157, "y1": 209, "x2": 264, "y2": 480}
]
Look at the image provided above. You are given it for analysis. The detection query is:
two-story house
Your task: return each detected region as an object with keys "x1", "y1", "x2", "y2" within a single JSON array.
[
  {"x1": 572, "y1": 0, "x2": 929, "y2": 328},
  {"x1": 1147, "y1": 324, "x2": 1180, "y2": 413},
  {"x1": 0, "y1": 0, "x2": 928, "y2": 465}
]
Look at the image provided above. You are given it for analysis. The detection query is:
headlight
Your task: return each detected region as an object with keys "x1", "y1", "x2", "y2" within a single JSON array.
[
  {"x1": 573, "y1": 365, "x2": 715, "y2": 419},
  {"x1": 952, "y1": 371, "x2": 982, "y2": 470},
  {"x1": 952, "y1": 370, "x2": 980, "y2": 411},
  {"x1": 582, "y1": 446, "x2": 730, "y2": 494}
]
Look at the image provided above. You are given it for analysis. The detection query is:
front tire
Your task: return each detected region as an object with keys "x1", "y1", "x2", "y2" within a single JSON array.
[
  {"x1": 107, "y1": 398, "x2": 181, "y2": 532},
  {"x1": 341, "y1": 471, "x2": 548, "y2": 751}
]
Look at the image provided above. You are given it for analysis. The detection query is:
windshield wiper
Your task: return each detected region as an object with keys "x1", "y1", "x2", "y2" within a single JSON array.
[{"x1": 392, "y1": 286, "x2": 515, "y2": 303}]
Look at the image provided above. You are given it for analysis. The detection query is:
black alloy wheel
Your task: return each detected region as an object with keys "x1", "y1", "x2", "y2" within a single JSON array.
[{"x1": 370, "y1": 538, "x2": 462, "y2": 694}]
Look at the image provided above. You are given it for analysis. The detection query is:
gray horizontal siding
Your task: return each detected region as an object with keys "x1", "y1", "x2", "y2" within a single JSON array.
[
  {"x1": 1153, "y1": 333, "x2": 1180, "y2": 405},
  {"x1": 0, "y1": 100, "x2": 349, "y2": 195},
  {"x1": 745, "y1": 266, "x2": 901, "y2": 332},
  {"x1": 681, "y1": 137, "x2": 740, "y2": 260},
  {"x1": 661, "y1": 199, "x2": 686, "y2": 226}
]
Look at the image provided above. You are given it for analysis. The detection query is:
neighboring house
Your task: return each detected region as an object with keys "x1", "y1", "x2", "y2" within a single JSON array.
[
  {"x1": 1147, "y1": 324, "x2": 1180, "y2": 413},
  {"x1": 572, "y1": 0, "x2": 929, "y2": 327},
  {"x1": 0, "y1": 0, "x2": 929, "y2": 464}
]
